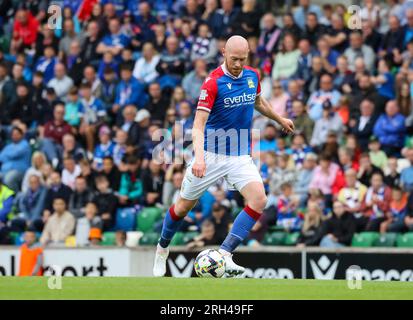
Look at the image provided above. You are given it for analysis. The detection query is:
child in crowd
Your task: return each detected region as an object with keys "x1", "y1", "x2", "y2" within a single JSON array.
[
  {"x1": 93, "y1": 126, "x2": 115, "y2": 171},
  {"x1": 276, "y1": 183, "x2": 302, "y2": 232},
  {"x1": 64, "y1": 87, "x2": 83, "y2": 128},
  {"x1": 368, "y1": 136, "x2": 388, "y2": 170}
]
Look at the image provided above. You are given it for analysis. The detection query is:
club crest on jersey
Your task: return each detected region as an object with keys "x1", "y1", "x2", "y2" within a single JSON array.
[
  {"x1": 247, "y1": 78, "x2": 255, "y2": 88},
  {"x1": 226, "y1": 83, "x2": 232, "y2": 90}
]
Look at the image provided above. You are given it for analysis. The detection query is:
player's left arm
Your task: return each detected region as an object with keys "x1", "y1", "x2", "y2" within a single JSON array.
[{"x1": 254, "y1": 95, "x2": 295, "y2": 134}]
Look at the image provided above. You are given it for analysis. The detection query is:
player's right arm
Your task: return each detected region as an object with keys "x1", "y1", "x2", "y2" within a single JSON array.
[
  {"x1": 192, "y1": 110, "x2": 209, "y2": 178},
  {"x1": 192, "y1": 77, "x2": 217, "y2": 178}
]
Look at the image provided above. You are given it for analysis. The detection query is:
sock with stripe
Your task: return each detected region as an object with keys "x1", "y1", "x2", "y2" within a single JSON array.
[
  {"x1": 220, "y1": 205, "x2": 261, "y2": 253},
  {"x1": 159, "y1": 205, "x2": 184, "y2": 248}
]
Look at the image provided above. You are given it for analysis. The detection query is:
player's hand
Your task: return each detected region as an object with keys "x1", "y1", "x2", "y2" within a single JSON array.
[
  {"x1": 192, "y1": 160, "x2": 206, "y2": 178},
  {"x1": 280, "y1": 118, "x2": 295, "y2": 134}
]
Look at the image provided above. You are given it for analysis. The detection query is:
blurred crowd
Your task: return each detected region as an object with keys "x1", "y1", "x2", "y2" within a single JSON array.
[{"x1": 1, "y1": 0, "x2": 413, "y2": 252}]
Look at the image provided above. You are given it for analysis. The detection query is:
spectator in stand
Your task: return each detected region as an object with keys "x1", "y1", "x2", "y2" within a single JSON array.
[
  {"x1": 40, "y1": 197, "x2": 76, "y2": 246},
  {"x1": 15, "y1": 174, "x2": 47, "y2": 233},
  {"x1": 370, "y1": 59, "x2": 395, "y2": 101},
  {"x1": 382, "y1": 186, "x2": 409, "y2": 232},
  {"x1": 349, "y1": 98, "x2": 378, "y2": 150},
  {"x1": 132, "y1": 42, "x2": 160, "y2": 85},
  {"x1": 96, "y1": 17, "x2": 130, "y2": 58},
  {"x1": 272, "y1": 34, "x2": 300, "y2": 87},
  {"x1": 113, "y1": 63, "x2": 145, "y2": 124},
  {"x1": 0, "y1": 126, "x2": 31, "y2": 191},
  {"x1": 43, "y1": 171, "x2": 72, "y2": 218},
  {"x1": 309, "y1": 153, "x2": 340, "y2": 207},
  {"x1": 276, "y1": 183, "x2": 302, "y2": 232},
  {"x1": 325, "y1": 13, "x2": 350, "y2": 53},
  {"x1": 144, "y1": 82, "x2": 170, "y2": 124},
  {"x1": 384, "y1": 156, "x2": 401, "y2": 188},
  {"x1": 0, "y1": 176, "x2": 15, "y2": 231},
  {"x1": 68, "y1": 176, "x2": 94, "y2": 219},
  {"x1": 156, "y1": 35, "x2": 186, "y2": 89},
  {"x1": 373, "y1": 100, "x2": 406, "y2": 156},
  {"x1": 47, "y1": 63, "x2": 74, "y2": 100},
  {"x1": 133, "y1": 1, "x2": 157, "y2": 45},
  {"x1": 257, "y1": 13, "x2": 282, "y2": 60},
  {"x1": 269, "y1": 154, "x2": 296, "y2": 200},
  {"x1": 93, "y1": 126, "x2": 115, "y2": 171},
  {"x1": 81, "y1": 20, "x2": 102, "y2": 67},
  {"x1": 10, "y1": 9, "x2": 39, "y2": 55},
  {"x1": 61, "y1": 156, "x2": 81, "y2": 190},
  {"x1": 118, "y1": 155, "x2": 143, "y2": 206},
  {"x1": 368, "y1": 136, "x2": 388, "y2": 170},
  {"x1": 344, "y1": 31, "x2": 375, "y2": 72},
  {"x1": 58, "y1": 18, "x2": 85, "y2": 60},
  {"x1": 316, "y1": 35, "x2": 339, "y2": 74},
  {"x1": 297, "y1": 202, "x2": 323, "y2": 246},
  {"x1": 115, "y1": 230, "x2": 127, "y2": 247},
  {"x1": 307, "y1": 73, "x2": 341, "y2": 121},
  {"x1": 294, "y1": 153, "x2": 317, "y2": 204},
  {"x1": 162, "y1": 164, "x2": 184, "y2": 208},
  {"x1": 182, "y1": 59, "x2": 208, "y2": 103},
  {"x1": 210, "y1": 0, "x2": 239, "y2": 38},
  {"x1": 291, "y1": 100, "x2": 314, "y2": 143},
  {"x1": 337, "y1": 168, "x2": 367, "y2": 225},
  {"x1": 21, "y1": 152, "x2": 47, "y2": 193},
  {"x1": 400, "y1": 148, "x2": 413, "y2": 192},
  {"x1": 281, "y1": 13, "x2": 302, "y2": 42},
  {"x1": 317, "y1": 201, "x2": 356, "y2": 248},
  {"x1": 310, "y1": 100, "x2": 344, "y2": 149},
  {"x1": 93, "y1": 175, "x2": 118, "y2": 231},
  {"x1": 302, "y1": 12, "x2": 326, "y2": 47},
  {"x1": 360, "y1": 172, "x2": 392, "y2": 232},
  {"x1": 75, "y1": 202, "x2": 103, "y2": 246},
  {"x1": 142, "y1": 160, "x2": 165, "y2": 206},
  {"x1": 186, "y1": 219, "x2": 220, "y2": 249},
  {"x1": 269, "y1": 81, "x2": 289, "y2": 118},
  {"x1": 293, "y1": 0, "x2": 323, "y2": 30},
  {"x1": 190, "y1": 23, "x2": 218, "y2": 66}
]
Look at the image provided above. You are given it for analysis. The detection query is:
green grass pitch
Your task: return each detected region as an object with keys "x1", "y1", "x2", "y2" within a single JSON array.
[{"x1": 1, "y1": 277, "x2": 413, "y2": 300}]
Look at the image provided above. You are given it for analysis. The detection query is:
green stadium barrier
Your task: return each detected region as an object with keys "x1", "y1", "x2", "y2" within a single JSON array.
[
  {"x1": 373, "y1": 233, "x2": 397, "y2": 247},
  {"x1": 351, "y1": 232, "x2": 380, "y2": 247},
  {"x1": 396, "y1": 232, "x2": 413, "y2": 248}
]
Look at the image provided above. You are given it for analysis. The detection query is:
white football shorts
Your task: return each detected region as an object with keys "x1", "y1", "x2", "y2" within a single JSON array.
[{"x1": 180, "y1": 151, "x2": 263, "y2": 200}]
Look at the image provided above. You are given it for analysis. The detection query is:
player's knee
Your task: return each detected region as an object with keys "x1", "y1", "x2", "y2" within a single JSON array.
[
  {"x1": 174, "y1": 199, "x2": 196, "y2": 217},
  {"x1": 249, "y1": 195, "x2": 267, "y2": 213}
]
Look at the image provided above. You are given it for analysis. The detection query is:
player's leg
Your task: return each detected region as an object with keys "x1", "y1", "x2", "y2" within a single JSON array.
[
  {"x1": 153, "y1": 153, "x2": 226, "y2": 276},
  {"x1": 221, "y1": 158, "x2": 267, "y2": 276},
  {"x1": 153, "y1": 196, "x2": 198, "y2": 277}
]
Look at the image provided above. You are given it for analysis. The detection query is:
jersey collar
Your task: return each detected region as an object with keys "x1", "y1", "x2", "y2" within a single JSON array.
[{"x1": 221, "y1": 63, "x2": 243, "y2": 80}]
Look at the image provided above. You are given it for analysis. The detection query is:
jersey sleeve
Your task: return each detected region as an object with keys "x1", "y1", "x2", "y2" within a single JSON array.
[
  {"x1": 196, "y1": 77, "x2": 218, "y2": 113},
  {"x1": 255, "y1": 70, "x2": 261, "y2": 96}
]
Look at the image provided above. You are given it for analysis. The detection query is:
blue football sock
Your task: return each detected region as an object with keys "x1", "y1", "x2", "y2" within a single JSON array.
[
  {"x1": 220, "y1": 206, "x2": 261, "y2": 253},
  {"x1": 159, "y1": 205, "x2": 184, "y2": 248}
]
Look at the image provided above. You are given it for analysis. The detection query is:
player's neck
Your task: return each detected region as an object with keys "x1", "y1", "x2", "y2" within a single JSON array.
[{"x1": 221, "y1": 62, "x2": 243, "y2": 79}]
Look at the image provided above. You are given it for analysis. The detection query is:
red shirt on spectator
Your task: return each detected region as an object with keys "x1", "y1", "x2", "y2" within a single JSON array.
[
  {"x1": 44, "y1": 120, "x2": 72, "y2": 145},
  {"x1": 13, "y1": 12, "x2": 39, "y2": 46}
]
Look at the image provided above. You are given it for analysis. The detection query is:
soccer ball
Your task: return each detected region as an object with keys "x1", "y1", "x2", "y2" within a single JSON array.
[{"x1": 194, "y1": 249, "x2": 226, "y2": 278}]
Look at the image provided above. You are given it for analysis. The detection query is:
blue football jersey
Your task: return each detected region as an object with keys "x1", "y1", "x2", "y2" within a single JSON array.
[{"x1": 197, "y1": 64, "x2": 261, "y2": 156}]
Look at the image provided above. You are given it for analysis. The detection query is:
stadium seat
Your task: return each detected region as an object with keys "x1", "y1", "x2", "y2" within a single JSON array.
[
  {"x1": 284, "y1": 232, "x2": 300, "y2": 246},
  {"x1": 137, "y1": 207, "x2": 163, "y2": 232},
  {"x1": 182, "y1": 231, "x2": 199, "y2": 244},
  {"x1": 351, "y1": 232, "x2": 380, "y2": 247},
  {"x1": 262, "y1": 232, "x2": 287, "y2": 246},
  {"x1": 115, "y1": 208, "x2": 137, "y2": 231},
  {"x1": 170, "y1": 232, "x2": 185, "y2": 246},
  {"x1": 65, "y1": 236, "x2": 76, "y2": 247},
  {"x1": 396, "y1": 233, "x2": 413, "y2": 248},
  {"x1": 102, "y1": 232, "x2": 116, "y2": 246},
  {"x1": 9, "y1": 232, "x2": 19, "y2": 245},
  {"x1": 373, "y1": 233, "x2": 397, "y2": 247},
  {"x1": 139, "y1": 232, "x2": 160, "y2": 246}
]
